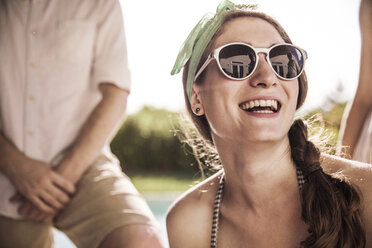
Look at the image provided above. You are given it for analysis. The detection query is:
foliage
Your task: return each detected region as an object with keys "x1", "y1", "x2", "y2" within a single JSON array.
[
  {"x1": 303, "y1": 102, "x2": 347, "y2": 155},
  {"x1": 111, "y1": 106, "x2": 197, "y2": 174}
]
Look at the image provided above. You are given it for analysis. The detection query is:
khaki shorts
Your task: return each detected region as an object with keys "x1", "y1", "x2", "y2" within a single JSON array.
[{"x1": 0, "y1": 154, "x2": 158, "y2": 248}]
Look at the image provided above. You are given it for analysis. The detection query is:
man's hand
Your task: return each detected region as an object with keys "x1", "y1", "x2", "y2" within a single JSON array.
[
  {"x1": 10, "y1": 194, "x2": 55, "y2": 222},
  {"x1": 9, "y1": 158, "x2": 75, "y2": 214}
]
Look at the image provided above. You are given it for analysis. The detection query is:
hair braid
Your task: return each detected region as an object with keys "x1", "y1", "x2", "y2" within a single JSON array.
[{"x1": 288, "y1": 119, "x2": 365, "y2": 247}]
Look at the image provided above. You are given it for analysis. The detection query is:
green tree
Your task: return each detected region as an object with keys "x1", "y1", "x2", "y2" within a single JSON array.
[{"x1": 111, "y1": 106, "x2": 196, "y2": 175}]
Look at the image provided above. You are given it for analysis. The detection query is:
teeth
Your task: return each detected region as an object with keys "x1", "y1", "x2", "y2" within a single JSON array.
[
  {"x1": 252, "y1": 110, "x2": 273, "y2": 113},
  {"x1": 240, "y1": 99, "x2": 279, "y2": 112},
  {"x1": 273, "y1": 100, "x2": 278, "y2": 110}
]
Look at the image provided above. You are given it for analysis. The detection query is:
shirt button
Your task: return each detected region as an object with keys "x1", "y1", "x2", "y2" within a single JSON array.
[
  {"x1": 31, "y1": 30, "x2": 37, "y2": 35},
  {"x1": 29, "y1": 62, "x2": 36, "y2": 68},
  {"x1": 27, "y1": 130, "x2": 34, "y2": 136},
  {"x1": 29, "y1": 95, "x2": 35, "y2": 101}
]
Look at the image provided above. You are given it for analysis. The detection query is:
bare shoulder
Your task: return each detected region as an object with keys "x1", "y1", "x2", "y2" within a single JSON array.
[
  {"x1": 166, "y1": 170, "x2": 223, "y2": 248},
  {"x1": 321, "y1": 153, "x2": 372, "y2": 187},
  {"x1": 321, "y1": 154, "x2": 372, "y2": 240}
]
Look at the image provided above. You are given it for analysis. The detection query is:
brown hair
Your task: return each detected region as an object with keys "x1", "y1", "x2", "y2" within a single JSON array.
[{"x1": 182, "y1": 10, "x2": 365, "y2": 247}]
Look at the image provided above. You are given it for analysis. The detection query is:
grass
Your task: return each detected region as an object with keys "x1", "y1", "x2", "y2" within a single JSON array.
[{"x1": 130, "y1": 173, "x2": 202, "y2": 193}]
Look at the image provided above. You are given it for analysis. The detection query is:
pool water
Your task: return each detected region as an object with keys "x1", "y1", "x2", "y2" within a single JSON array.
[{"x1": 54, "y1": 192, "x2": 180, "y2": 248}]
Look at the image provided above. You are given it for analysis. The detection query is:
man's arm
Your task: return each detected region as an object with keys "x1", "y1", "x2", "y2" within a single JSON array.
[
  {"x1": 15, "y1": 83, "x2": 129, "y2": 221},
  {"x1": 56, "y1": 82, "x2": 129, "y2": 184}
]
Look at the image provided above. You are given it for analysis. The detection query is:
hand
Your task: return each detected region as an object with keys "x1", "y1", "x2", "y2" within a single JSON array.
[
  {"x1": 9, "y1": 158, "x2": 75, "y2": 214},
  {"x1": 10, "y1": 194, "x2": 55, "y2": 222}
]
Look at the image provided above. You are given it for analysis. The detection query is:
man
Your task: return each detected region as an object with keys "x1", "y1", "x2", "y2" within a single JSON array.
[{"x1": 0, "y1": 0, "x2": 164, "y2": 247}]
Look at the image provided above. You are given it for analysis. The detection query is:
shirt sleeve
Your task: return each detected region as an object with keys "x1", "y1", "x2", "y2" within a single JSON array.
[{"x1": 91, "y1": 0, "x2": 131, "y2": 92}]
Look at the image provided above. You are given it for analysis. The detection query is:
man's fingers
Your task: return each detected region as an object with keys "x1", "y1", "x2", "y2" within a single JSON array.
[
  {"x1": 18, "y1": 200, "x2": 54, "y2": 222},
  {"x1": 18, "y1": 201, "x2": 32, "y2": 216},
  {"x1": 30, "y1": 196, "x2": 56, "y2": 214},
  {"x1": 39, "y1": 190, "x2": 64, "y2": 210},
  {"x1": 43, "y1": 215, "x2": 54, "y2": 223},
  {"x1": 47, "y1": 186, "x2": 70, "y2": 205},
  {"x1": 51, "y1": 172, "x2": 76, "y2": 195},
  {"x1": 9, "y1": 193, "x2": 23, "y2": 203},
  {"x1": 26, "y1": 205, "x2": 41, "y2": 220},
  {"x1": 33, "y1": 210, "x2": 50, "y2": 222}
]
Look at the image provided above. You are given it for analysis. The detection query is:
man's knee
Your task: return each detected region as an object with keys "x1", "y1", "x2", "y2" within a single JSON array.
[
  {"x1": 99, "y1": 223, "x2": 165, "y2": 248},
  {"x1": 0, "y1": 216, "x2": 53, "y2": 248}
]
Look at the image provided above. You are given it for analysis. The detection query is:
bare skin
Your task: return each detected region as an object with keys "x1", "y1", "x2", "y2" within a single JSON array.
[
  {"x1": 167, "y1": 17, "x2": 372, "y2": 248},
  {"x1": 0, "y1": 134, "x2": 75, "y2": 215},
  {"x1": 167, "y1": 154, "x2": 372, "y2": 248},
  {"x1": 338, "y1": 0, "x2": 372, "y2": 159},
  {"x1": 99, "y1": 224, "x2": 164, "y2": 248},
  {"x1": 0, "y1": 83, "x2": 164, "y2": 247}
]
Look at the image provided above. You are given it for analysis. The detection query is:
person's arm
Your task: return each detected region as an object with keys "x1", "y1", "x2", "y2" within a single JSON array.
[
  {"x1": 0, "y1": 133, "x2": 75, "y2": 214},
  {"x1": 56, "y1": 0, "x2": 130, "y2": 182},
  {"x1": 338, "y1": 95, "x2": 370, "y2": 158},
  {"x1": 15, "y1": 83, "x2": 129, "y2": 221},
  {"x1": 338, "y1": 0, "x2": 372, "y2": 158},
  {"x1": 56, "y1": 82, "x2": 128, "y2": 184}
]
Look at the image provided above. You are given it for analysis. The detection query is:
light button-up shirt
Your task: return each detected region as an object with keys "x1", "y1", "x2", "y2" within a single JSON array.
[{"x1": 0, "y1": 0, "x2": 130, "y2": 218}]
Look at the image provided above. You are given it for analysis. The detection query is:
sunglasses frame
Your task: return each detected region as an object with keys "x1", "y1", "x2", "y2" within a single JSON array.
[{"x1": 194, "y1": 42, "x2": 308, "y2": 82}]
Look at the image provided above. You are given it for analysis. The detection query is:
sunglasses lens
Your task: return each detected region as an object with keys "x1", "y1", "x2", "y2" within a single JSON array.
[
  {"x1": 218, "y1": 44, "x2": 256, "y2": 79},
  {"x1": 269, "y1": 45, "x2": 304, "y2": 79}
]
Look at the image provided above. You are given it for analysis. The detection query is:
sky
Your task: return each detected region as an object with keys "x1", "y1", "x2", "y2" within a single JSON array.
[{"x1": 119, "y1": 0, "x2": 361, "y2": 115}]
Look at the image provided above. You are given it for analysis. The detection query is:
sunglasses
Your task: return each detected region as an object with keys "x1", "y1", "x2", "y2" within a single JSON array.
[{"x1": 194, "y1": 42, "x2": 308, "y2": 81}]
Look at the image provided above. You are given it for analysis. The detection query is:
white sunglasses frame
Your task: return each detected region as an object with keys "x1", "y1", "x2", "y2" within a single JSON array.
[{"x1": 194, "y1": 42, "x2": 308, "y2": 82}]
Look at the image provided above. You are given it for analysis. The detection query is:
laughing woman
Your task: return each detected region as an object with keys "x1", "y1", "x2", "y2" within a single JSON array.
[{"x1": 166, "y1": 1, "x2": 372, "y2": 247}]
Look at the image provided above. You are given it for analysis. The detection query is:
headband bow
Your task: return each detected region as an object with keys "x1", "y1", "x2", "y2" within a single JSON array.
[{"x1": 170, "y1": 0, "x2": 257, "y2": 100}]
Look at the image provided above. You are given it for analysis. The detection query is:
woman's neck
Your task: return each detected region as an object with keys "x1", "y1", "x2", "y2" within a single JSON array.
[{"x1": 214, "y1": 136, "x2": 300, "y2": 213}]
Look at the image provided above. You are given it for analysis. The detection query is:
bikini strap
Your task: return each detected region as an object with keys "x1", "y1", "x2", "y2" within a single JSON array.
[
  {"x1": 209, "y1": 167, "x2": 305, "y2": 248},
  {"x1": 210, "y1": 172, "x2": 225, "y2": 248}
]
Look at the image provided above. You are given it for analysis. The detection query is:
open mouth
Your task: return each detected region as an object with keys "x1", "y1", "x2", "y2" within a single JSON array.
[{"x1": 239, "y1": 99, "x2": 281, "y2": 113}]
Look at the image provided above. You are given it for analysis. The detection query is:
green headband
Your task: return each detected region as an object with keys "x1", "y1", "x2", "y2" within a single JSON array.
[{"x1": 170, "y1": 0, "x2": 257, "y2": 100}]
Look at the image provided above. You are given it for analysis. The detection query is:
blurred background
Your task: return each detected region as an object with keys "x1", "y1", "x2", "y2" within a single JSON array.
[{"x1": 56, "y1": 0, "x2": 362, "y2": 247}]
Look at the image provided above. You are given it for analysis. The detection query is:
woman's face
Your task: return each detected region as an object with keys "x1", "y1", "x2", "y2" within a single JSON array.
[{"x1": 193, "y1": 17, "x2": 299, "y2": 144}]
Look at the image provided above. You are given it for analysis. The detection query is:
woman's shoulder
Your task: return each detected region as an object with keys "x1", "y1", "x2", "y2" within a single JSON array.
[{"x1": 166, "y1": 170, "x2": 224, "y2": 248}]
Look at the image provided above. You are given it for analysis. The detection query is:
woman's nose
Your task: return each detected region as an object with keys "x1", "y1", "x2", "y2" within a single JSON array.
[{"x1": 249, "y1": 54, "x2": 278, "y2": 88}]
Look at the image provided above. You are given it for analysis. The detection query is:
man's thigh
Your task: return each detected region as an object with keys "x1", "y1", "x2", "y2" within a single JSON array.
[
  {"x1": 55, "y1": 154, "x2": 159, "y2": 248},
  {"x1": 0, "y1": 215, "x2": 53, "y2": 248}
]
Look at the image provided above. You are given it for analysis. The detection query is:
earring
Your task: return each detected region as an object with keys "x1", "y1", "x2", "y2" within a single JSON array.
[{"x1": 195, "y1": 107, "x2": 200, "y2": 114}]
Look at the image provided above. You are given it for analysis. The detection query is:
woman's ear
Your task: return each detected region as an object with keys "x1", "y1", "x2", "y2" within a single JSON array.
[{"x1": 190, "y1": 87, "x2": 205, "y2": 116}]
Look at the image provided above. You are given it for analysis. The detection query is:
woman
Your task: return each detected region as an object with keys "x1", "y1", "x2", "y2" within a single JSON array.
[{"x1": 167, "y1": 1, "x2": 372, "y2": 247}]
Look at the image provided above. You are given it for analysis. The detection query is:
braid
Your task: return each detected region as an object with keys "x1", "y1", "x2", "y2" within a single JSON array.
[{"x1": 288, "y1": 119, "x2": 365, "y2": 247}]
